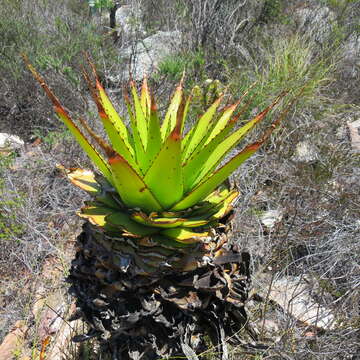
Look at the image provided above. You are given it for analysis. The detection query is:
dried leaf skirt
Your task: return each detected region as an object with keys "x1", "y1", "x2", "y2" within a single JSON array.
[{"x1": 68, "y1": 221, "x2": 252, "y2": 359}]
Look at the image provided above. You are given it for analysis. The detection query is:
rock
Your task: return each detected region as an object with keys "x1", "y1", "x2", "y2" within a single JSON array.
[
  {"x1": 342, "y1": 34, "x2": 360, "y2": 79},
  {"x1": 31, "y1": 256, "x2": 70, "y2": 341},
  {"x1": 292, "y1": 141, "x2": 319, "y2": 163},
  {"x1": 0, "y1": 133, "x2": 24, "y2": 153},
  {"x1": 109, "y1": 31, "x2": 182, "y2": 83},
  {"x1": 255, "y1": 275, "x2": 336, "y2": 330},
  {"x1": 47, "y1": 306, "x2": 84, "y2": 360},
  {"x1": 348, "y1": 119, "x2": 360, "y2": 151},
  {"x1": 336, "y1": 124, "x2": 348, "y2": 141},
  {"x1": 0, "y1": 320, "x2": 28, "y2": 360},
  {"x1": 260, "y1": 209, "x2": 283, "y2": 229},
  {"x1": 295, "y1": 5, "x2": 336, "y2": 44},
  {"x1": 114, "y1": 5, "x2": 144, "y2": 42},
  {"x1": 36, "y1": 291, "x2": 66, "y2": 341}
]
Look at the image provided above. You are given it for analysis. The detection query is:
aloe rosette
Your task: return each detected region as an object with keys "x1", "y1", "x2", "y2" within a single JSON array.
[
  {"x1": 26, "y1": 57, "x2": 295, "y2": 358},
  {"x1": 26, "y1": 60, "x2": 286, "y2": 250}
]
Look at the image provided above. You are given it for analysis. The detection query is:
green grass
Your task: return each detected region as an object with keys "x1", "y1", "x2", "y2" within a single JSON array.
[
  {"x1": 158, "y1": 55, "x2": 187, "y2": 80},
  {"x1": 228, "y1": 34, "x2": 334, "y2": 118},
  {"x1": 157, "y1": 50, "x2": 206, "y2": 82}
]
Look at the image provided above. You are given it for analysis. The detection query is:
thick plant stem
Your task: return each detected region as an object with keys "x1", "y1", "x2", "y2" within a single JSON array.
[{"x1": 68, "y1": 222, "x2": 252, "y2": 360}]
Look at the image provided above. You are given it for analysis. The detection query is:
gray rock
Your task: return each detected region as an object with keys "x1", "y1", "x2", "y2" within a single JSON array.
[
  {"x1": 292, "y1": 141, "x2": 320, "y2": 163},
  {"x1": 295, "y1": 5, "x2": 336, "y2": 44},
  {"x1": 342, "y1": 34, "x2": 360, "y2": 79},
  {"x1": 109, "y1": 31, "x2": 182, "y2": 82},
  {"x1": 114, "y1": 5, "x2": 144, "y2": 41},
  {"x1": 348, "y1": 119, "x2": 360, "y2": 152},
  {"x1": 343, "y1": 34, "x2": 360, "y2": 60}
]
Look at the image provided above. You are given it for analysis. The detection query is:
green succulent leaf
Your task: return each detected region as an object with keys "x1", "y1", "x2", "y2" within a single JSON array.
[
  {"x1": 24, "y1": 59, "x2": 113, "y2": 184},
  {"x1": 59, "y1": 166, "x2": 100, "y2": 194},
  {"x1": 189, "y1": 187, "x2": 237, "y2": 218},
  {"x1": 109, "y1": 154, "x2": 163, "y2": 212},
  {"x1": 124, "y1": 92, "x2": 147, "y2": 172},
  {"x1": 143, "y1": 105, "x2": 184, "y2": 209},
  {"x1": 106, "y1": 212, "x2": 159, "y2": 237},
  {"x1": 209, "y1": 189, "x2": 239, "y2": 219},
  {"x1": 171, "y1": 95, "x2": 288, "y2": 212},
  {"x1": 131, "y1": 212, "x2": 187, "y2": 228},
  {"x1": 142, "y1": 98, "x2": 162, "y2": 172},
  {"x1": 131, "y1": 212, "x2": 209, "y2": 229},
  {"x1": 160, "y1": 82, "x2": 183, "y2": 140},
  {"x1": 78, "y1": 204, "x2": 116, "y2": 230},
  {"x1": 171, "y1": 143, "x2": 261, "y2": 211},
  {"x1": 59, "y1": 166, "x2": 120, "y2": 208},
  {"x1": 182, "y1": 117, "x2": 236, "y2": 191},
  {"x1": 130, "y1": 81, "x2": 148, "y2": 149},
  {"x1": 140, "y1": 77, "x2": 151, "y2": 118},
  {"x1": 96, "y1": 80, "x2": 132, "y2": 149},
  {"x1": 160, "y1": 228, "x2": 211, "y2": 244},
  {"x1": 192, "y1": 94, "x2": 284, "y2": 186},
  {"x1": 182, "y1": 96, "x2": 223, "y2": 161},
  {"x1": 205, "y1": 101, "x2": 239, "y2": 145},
  {"x1": 147, "y1": 235, "x2": 191, "y2": 249}
]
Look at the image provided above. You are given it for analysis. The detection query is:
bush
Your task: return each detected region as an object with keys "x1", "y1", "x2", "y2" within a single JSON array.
[
  {"x1": 258, "y1": 0, "x2": 285, "y2": 24},
  {"x1": 0, "y1": 0, "x2": 117, "y2": 139}
]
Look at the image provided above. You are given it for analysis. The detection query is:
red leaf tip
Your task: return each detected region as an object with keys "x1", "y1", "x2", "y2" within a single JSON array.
[{"x1": 108, "y1": 154, "x2": 124, "y2": 165}]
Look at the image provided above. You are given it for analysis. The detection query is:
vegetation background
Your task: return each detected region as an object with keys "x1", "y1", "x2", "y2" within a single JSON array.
[{"x1": 0, "y1": 0, "x2": 359, "y2": 359}]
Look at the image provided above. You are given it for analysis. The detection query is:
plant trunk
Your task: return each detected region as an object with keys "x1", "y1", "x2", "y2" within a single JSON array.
[{"x1": 68, "y1": 221, "x2": 252, "y2": 359}]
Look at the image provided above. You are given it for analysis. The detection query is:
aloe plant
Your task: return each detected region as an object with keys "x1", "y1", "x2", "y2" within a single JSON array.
[{"x1": 26, "y1": 56, "x2": 292, "y2": 359}]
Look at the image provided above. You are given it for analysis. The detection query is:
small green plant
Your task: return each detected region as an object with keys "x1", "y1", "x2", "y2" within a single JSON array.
[
  {"x1": 158, "y1": 55, "x2": 187, "y2": 80},
  {"x1": 0, "y1": 154, "x2": 25, "y2": 241},
  {"x1": 88, "y1": 0, "x2": 114, "y2": 12},
  {"x1": 94, "y1": 0, "x2": 114, "y2": 10},
  {"x1": 259, "y1": 0, "x2": 285, "y2": 24},
  {"x1": 32, "y1": 128, "x2": 72, "y2": 148},
  {"x1": 157, "y1": 50, "x2": 206, "y2": 82},
  {"x1": 191, "y1": 79, "x2": 224, "y2": 109}
]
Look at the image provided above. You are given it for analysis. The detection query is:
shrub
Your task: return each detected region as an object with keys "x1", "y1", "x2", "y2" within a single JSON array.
[
  {"x1": 0, "y1": 0, "x2": 117, "y2": 139},
  {"x1": 258, "y1": 0, "x2": 285, "y2": 24}
]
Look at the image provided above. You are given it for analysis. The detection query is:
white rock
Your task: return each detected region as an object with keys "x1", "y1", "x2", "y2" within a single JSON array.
[
  {"x1": 347, "y1": 119, "x2": 360, "y2": 152},
  {"x1": 0, "y1": 133, "x2": 24, "y2": 151},
  {"x1": 343, "y1": 34, "x2": 360, "y2": 59},
  {"x1": 109, "y1": 31, "x2": 182, "y2": 82},
  {"x1": 292, "y1": 141, "x2": 319, "y2": 163},
  {"x1": 265, "y1": 276, "x2": 336, "y2": 330},
  {"x1": 260, "y1": 209, "x2": 283, "y2": 229}
]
